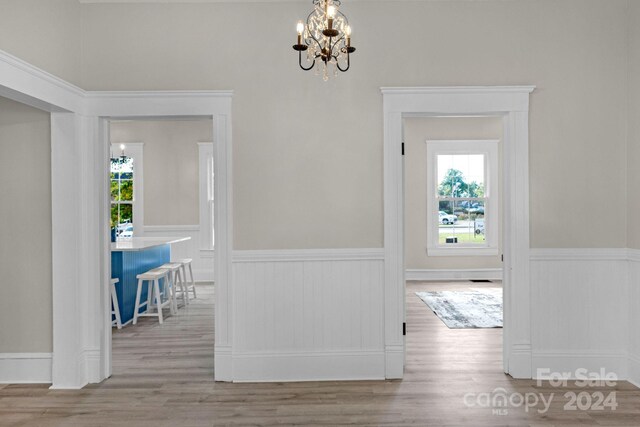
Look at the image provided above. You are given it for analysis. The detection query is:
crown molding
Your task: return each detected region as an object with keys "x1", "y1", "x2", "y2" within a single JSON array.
[{"x1": 380, "y1": 86, "x2": 536, "y2": 95}]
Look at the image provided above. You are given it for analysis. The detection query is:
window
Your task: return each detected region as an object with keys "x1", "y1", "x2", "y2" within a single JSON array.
[
  {"x1": 426, "y1": 140, "x2": 499, "y2": 256},
  {"x1": 110, "y1": 155, "x2": 134, "y2": 236},
  {"x1": 110, "y1": 143, "x2": 143, "y2": 238}
]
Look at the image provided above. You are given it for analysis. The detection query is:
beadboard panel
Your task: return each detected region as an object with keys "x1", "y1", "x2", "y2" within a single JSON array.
[
  {"x1": 231, "y1": 249, "x2": 385, "y2": 381},
  {"x1": 628, "y1": 251, "x2": 640, "y2": 387},
  {"x1": 530, "y1": 249, "x2": 629, "y2": 378},
  {"x1": 142, "y1": 225, "x2": 213, "y2": 281}
]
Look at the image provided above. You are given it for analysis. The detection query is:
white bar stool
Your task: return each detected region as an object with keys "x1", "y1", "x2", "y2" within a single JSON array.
[
  {"x1": 133, "y1": 267, "x2": 173, "y2": 325},
  {"x1": 110, "y1": 278, "x2": 122, "y2": 329},
  {"x1": 159, "y1": 262, "x2": 184, "y2": 311},
  {"x1": 174, "y1": 258, "x2": 196, "y2": 304}
]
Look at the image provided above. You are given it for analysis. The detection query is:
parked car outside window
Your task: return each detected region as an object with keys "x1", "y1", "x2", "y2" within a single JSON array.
[{"x1": 438, "y1": 211, "x2": 458, "y2": 225}]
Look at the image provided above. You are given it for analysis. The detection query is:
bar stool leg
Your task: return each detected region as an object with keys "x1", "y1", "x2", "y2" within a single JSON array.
[
  {"x1": 167, "y1": 271, "x2": 177, "y2": 315},
  {"x1": 154, "y1": 279, "x2": 164, "y2": 324},
  {"x1": 176, "y1": 267, "x2": 186, "y2": 307},
  {"x1": 133, "y1": 278, "x2": 143, "y2": 325},
  {"x1": 187, "y1": 262, "x2": 196, "y2": 299},
  {"x1": 111, "y1": 281, "x2": 122, "y2": 329},
  {"x1": 146, "y1": 280, "x2": 154, "y2": 312},
  {"x1": 180, "y1": 264, "x2": 189, "y2": 305}
]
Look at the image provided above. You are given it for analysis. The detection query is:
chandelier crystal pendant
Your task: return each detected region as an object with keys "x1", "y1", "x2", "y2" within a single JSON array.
[{"x1": 292, "y1": 0, "x2": 356, "y2": 81}]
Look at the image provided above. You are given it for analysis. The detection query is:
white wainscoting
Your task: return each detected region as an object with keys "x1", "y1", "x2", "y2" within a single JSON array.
[
  {"x1": 530, "y1": 249, "x2": 630, "y2": 380},
  {"x1": 405, "y1": 268, "x2": 502, "y2": 281},
  {"x1": 628, "y1": 249, "x2": 640, "y2": 387},
  {"x1": 231, "y1": 249, "x2": 385, "y2": 382},
  {"x1": 142, "y1": 225, "x2": 213, "y2": 282},
  {"x1": 0, "y1": 353, "x2": 52, "y2": 383}
]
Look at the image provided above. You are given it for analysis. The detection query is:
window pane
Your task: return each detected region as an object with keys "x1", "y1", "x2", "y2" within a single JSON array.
[
  {"x1": 438, "y1": 200, "x2": 486, "y2": 246},
  {"x1": 111, "y1": 180, "x2": 119, "y2": 201},
  {"x1": 118, "y1": 204, "x2": 133, "y2": 225},
  {"x1": 437, "y1": 154, "x2": 484, "y2": 198},
  {"x1": 111, "y1": 157, "x2": 134, "y2": 174},
  {"x1": 110, "y1": 204, "x2": 118, "y2": 229},
  {"x1": 119, "y1": 180, "x2": 133, "y2": 201}
]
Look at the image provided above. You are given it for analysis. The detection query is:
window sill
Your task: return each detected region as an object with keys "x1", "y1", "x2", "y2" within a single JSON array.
[{"x1": 426, "y1": 246, "x2": 499, "y2": 257}]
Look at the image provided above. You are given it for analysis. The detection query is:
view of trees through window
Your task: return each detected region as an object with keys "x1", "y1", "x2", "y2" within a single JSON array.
[
  {"x1": 437, "y1": 154, "x2": 486, "y2": 245},
  {"x1": 110, "y1": 157, "x2": 134, "y2": 237}
]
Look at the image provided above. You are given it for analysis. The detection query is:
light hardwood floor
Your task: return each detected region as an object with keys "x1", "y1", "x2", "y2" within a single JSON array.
[{"x1": 1, "y1": 281, "x2": 638, "y2": 426}]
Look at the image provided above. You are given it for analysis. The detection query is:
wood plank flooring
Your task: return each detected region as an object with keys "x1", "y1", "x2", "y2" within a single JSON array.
[{"x1": 1, "y1": 281, "x2": 639, "y2": 426}]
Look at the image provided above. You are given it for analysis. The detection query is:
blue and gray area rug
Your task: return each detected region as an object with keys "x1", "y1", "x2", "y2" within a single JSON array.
[{"x1": 415, "y1": 288, "x2": 503, "y2": 329}]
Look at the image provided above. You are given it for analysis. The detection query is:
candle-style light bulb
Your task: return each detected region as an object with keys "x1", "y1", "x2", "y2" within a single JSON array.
[
  {"x1": 345, "y1": 25, "x2": 352, "y2": 47},
  {"x1": 120, "y1": 144, "x2": 125, "y2": 151},
  {"x1": 296, "y1": 21, "x2": 304, "y2": 44},
  {"x1": 326, "y1": 5, "x2": 336, "y2": 31}
]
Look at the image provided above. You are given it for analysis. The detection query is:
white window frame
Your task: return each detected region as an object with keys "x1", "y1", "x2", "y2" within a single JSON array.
[
  {"x1": 426, "y1": 139, "x2": 499, "y2": 256},
  {"x1": 198, "y1": 142, "x2": 214, "y2": 250},
  {"x1": 110, "y1": 142, "x2": 144, "y2": 237}
]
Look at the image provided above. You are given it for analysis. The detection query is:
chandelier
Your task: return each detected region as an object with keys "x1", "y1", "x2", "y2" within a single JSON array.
[{"x1": 292, "y1": 0, "x2": 356, "y2": 81}]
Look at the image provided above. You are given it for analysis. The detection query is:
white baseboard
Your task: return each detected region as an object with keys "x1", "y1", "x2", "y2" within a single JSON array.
[
  {"x1": 231, "y1": 350, "x2": 385, "y2": 382},
  {"x1": 214, "y1": 346, "x2": 232, "y2": 382},
  {"x1": 629, "y1": 354, "x2": 640, "y2": 388},
  {"x1": 532, "y1": 351, "x2": 628, "y2": 380},
  {"x1": 405, "y1": 268, "x2": 502, "y2": 281},
  {"x1": 84, "y1": 348, "x2": 102, "y2": 384},
  {"x1": 0, "y1": 353, "x2": 52, "y2": 384},
  {"x1": 508, "y1": 344, "x2": 533, "y2": 379},
  {"x1": 193, "y1": 269, "x2": 214, "y2": 282},
  {"x1": 385, "y1": 345, "x2": 404, "y2": 379}
]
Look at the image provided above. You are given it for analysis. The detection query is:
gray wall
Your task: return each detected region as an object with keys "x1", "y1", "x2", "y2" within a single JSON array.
[
  {"x1": 0, "y1": 0, "x2": 82, "y2": 86},
  {"x1": 0, "y1": 96, "x2": 52, "y2": 353},
  {"x1": 110, "y1": 120, "x2": 212, "y2": 226},
  {"x1": 74, "y1": 0, "x2": 629, "y2": 250},
  {"x1": 404, "y1": 117, "x2": 502, "y2": 270}
]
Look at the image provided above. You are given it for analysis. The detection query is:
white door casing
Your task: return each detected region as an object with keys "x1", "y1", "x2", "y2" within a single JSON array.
[
  {"x1": 381, "y1": 86, "x2": 535, "y2": 379},
  {"x1": 0, "y1": 49, "x2": 234, "y2": 388}
]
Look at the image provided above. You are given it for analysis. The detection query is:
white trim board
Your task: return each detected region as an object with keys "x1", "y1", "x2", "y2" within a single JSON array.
[
  {"x1": 0, "y1": 353, "x2": 52, "y2": 384},
  {"x1": 382, "y1": 85, "x2": 535, "y2": 379},
  {"x1": 530, "y1": 248, "x2": 630, "y2": 261},
  {"x1": 405, "y1": 268, "x2": 502, "y2": 281},
  {"x1": 232, "y1": 248, "x2": 385, "y2": 262}
]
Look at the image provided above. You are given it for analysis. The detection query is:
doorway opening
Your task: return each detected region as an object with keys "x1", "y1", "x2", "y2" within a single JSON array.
[
  {"x1": 403, "y1": 116, "x2": 504, "y2": 374},
  {"x1": 105, "y1": 117, "x2": 216, "y2": 381}
]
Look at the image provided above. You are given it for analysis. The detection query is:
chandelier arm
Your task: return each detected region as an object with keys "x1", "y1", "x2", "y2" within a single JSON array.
[
  {"x1": 329, "y1": 35, "x2": 346, "y2": 53},
  {"x1": 299, "y1": 50, "x2": 316, "y2": 71},
  {"x1": 335, "y1": 52, "x2": 350, "y2": 72},
  {"x1": 306, "y1": 9, "x2": 324, "y2": 52}
]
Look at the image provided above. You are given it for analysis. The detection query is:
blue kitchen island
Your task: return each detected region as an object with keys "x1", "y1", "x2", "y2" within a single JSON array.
[{"x1": 111, "y1": 237, "x2": 190, "y2": 325}]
